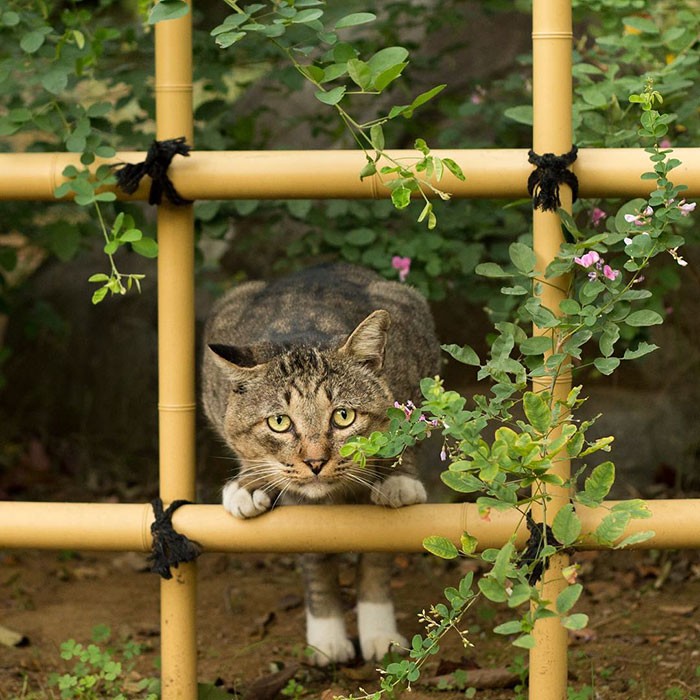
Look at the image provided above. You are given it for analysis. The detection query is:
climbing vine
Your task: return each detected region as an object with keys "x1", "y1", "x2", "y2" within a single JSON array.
[{"x1": 338, "y1": 82, "x2": 693, "y2": 698}]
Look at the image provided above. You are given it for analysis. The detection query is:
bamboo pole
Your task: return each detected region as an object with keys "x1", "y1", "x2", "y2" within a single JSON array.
[
  {"x1": 530, "y1": 2, "x2": 573, "y2": 699},
  {"x1": 1, "y1": 500, "x2": 700, "y2": 552},
  {"x1": 154, "y1": 5, "x2": 197, "y2": 700},
  {"x1": 2, "y1": 148, "x2": 700, "y2": 201}
]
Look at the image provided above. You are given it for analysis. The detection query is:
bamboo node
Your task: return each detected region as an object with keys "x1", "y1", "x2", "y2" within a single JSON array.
[{"x1": 527, "y1": 146, "x2": 579, "y2": 212}]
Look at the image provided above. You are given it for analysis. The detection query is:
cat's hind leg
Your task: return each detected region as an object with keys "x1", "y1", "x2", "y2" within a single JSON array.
[{"x1": 357, "y1": 553, "x2": 407, "y2": 661}]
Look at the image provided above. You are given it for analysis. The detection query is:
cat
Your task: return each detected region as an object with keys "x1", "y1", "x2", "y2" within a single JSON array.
[{"x1": 201, "y1": 263, "x2": 441, "y2": 666}]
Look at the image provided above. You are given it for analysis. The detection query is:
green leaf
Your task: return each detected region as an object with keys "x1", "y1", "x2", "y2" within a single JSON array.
[
  {"x1": 492, "y1": 541, "x2": 515, "y2": 585},
  {"x1": 625, "y1": 310, "x2": 663, "y2": 327},
  {"x1": 369, "y1": 124, "x2": 384, "y2": 152},
  {"x1": 335, "y1": 12, "x2": 376, "y2": 29},
  {"x1": 368, "y1": 45, "x2": 409, "y2": 74},
  {"x1": 291, "y1": 8, "x2": 324, "y2": 23},
  {"x1": 41, "y1": 68, "x2": 69, "y2": 95},
  {"x1": 20, "y1": 29, "x2": 50, "y2": 54},
  {"x1": 556, "y1": 583, "x2": 583, "y2": 615},
  {"x1": 442, "y1": 343, "x2": 480, "y2": 366},
  {"x1": 410, "y1": 84, "x2": 446, "y2": 111},
  {"x1": 149, "y1": 0, "x2": 190, "y2": 24},
  {"x1": 504, "y1": 105, "x2": 533, "y2": 126},
  {"x1": 552, "y1": 504, "x2": 581, "y2": 547},
  {"x1": 216, "y1": 31, "x2": 246, "y2": 48},
  {"x1": 345, "y1": 227, "x2": 376, "y2": 246},
  {"x1": 519, "y1": 335, "x2": 552, "y2": 356},
  {"x1": 512, "y1": 634, "x2": 536, "y2": 649},
  {"x1": 441, "y1": 470, "x2": 483, "y2": 494},
  {"x1": 315, "y1": 86, "x2": 346, "y2": 105},
  {"x1": 119, "y1": 229, "x2": 143, "y2": 243},
  {"x1": 478, "y1": 576, "x2": 509, "y2": 603},
  {"x1": 442, "y1": 158, "x2": 465, "y2": 181},
  {"x1": 423, "y1": 535, "x2": 458, "y2": 560},
  {"x1": 372, "y1": 62, "x2": 407, "y2": 91},
  {"x1": 460, "y1": 533, "x2": 478, "y2": 555},
  {"x1": 509, "y1": 242, "x2": 536, "y2": 274},
  {"x1": 622, "y1": 15, "x2": 659, "y2": 33},
  {"x1": 475, "y1": 262, "x2": 511, "y2": 278},
  {"x1": 493, "y1": 620, "x2": 523, "y2": 636},
  {"x1": 577, "y1": 461, "x2": 615, "y2": 507},
  {"x1": 614, "y1": 530, "x2": 655, "y2": 549},
  {"x1": 347, "y1": 59, "x2": 372, "y2": 90},
  {"x1": 132, "y1": 237, "x2": 159, "y2": 258},
  {"x1": 593, "y1": 357, "x2": 620, "y2": 375},
  {"x1": 561, "y1": 613, "x2": 589, "y2": 631},
  {"x1": 595, "y1": 510, "x2": 630, "y2": 546},
  {"x1": 523, "y1": 391, "x2": 552, "y2": 434},
  {"x1": 92, "y1": 286, "x2": 109, "y2": 304},
  {"x1": 390, "y1": 186, "x2": 411, "y2": 209}
]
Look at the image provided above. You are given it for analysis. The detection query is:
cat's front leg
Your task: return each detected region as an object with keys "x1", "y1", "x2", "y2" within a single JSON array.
[
  {"x1": 371, "y1": 474, "x2": 427, "y2": 508},
  {"x1": 301, "y1": 553, "x2": 355, "y2": 666},
  {"x1": 222, "y1": 479, "x2": 272, "y2": 518}
]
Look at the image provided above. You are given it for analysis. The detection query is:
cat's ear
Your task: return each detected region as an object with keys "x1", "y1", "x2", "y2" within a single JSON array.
[
  {"x1": 208, "y1": 344, "x2": 265, "y2": 382},
  {"x1": 339, "y1": 309, "x2": 391, "y2": 370}
]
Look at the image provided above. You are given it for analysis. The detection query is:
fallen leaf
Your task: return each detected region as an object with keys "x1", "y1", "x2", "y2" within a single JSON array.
[
  {"x1": 249, "y1": 611, "x2": 276, "y2": 640},
  {"x1": 242, "y1": 663, "x2": 299, "y2": 700},
  {"x1": 422, "y1": 666, "x2": 520, "y2": 690},
  {"x1": 658, "y1": 604, "x2": 697, "y2": 617},
  {"x1": 0, "y1": 624, "x2": 29, "y2": 648}
]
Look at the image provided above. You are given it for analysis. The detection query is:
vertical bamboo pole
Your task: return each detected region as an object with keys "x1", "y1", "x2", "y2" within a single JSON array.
[
  {"x1": 154, "y1": 5, "x2": 197, "y2": 700},
  {"x1": 530, "y1": 2, "x2": 573, "y2": 699}
]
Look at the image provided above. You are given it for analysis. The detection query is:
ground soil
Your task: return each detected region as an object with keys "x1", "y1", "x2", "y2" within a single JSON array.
[{"x1": 2, "y1": 534, "x2": 700, "y2": 700}]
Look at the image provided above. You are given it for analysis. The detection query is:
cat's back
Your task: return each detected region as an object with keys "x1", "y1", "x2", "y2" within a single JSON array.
[{"x1": 204, "y1": 263, "x2": 440, "y2": 400}]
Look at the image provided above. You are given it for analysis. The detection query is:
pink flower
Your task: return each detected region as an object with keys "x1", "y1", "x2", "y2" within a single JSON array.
[
  {"x1": 391, "y1": 255, "x2": 411, "y2": 282},
  {"x1": 440, "y1": 447, "x2": 447, "y2": 462},
  {"x1": 591, "y1": 207, "x2": 607, "y2": 226},
  {"x1": 659, "y1": 138, "x2": 672, "y2": 149},
  {"x1": 603, "y1": 264, "x2": 620, "y2": 281},
  {"x1": 679, "y1": 200, "x2": 696, "y2": 216},
  {"x1": 394, "y1": 400, "x2": 416, "y2": 419},
  {"x1": 574, "y1": 250, "x2": 600, "y2": 268}
]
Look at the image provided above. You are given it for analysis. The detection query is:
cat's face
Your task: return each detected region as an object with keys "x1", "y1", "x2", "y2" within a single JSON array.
[{"x1": 210, "y1": 311, "x2": 394, "y2": 502}]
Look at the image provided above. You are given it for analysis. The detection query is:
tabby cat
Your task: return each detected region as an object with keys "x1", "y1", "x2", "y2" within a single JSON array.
[{"x1": 202, "y1": 263, "x2": 440, "y2": 665}]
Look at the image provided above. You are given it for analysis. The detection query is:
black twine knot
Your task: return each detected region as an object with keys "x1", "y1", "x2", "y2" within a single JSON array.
[
  {"x1": 521, "y1": 511, "x2": 561, "y2": 585},
  {"x1": 527, "y1": 145, "x2": 579, "y2": 212},
  {"x1": 149, "y1": 498, "x2": 201, "y2": 579},
  {"x1": 115, "y1": 137, "x2": 192, "y2": 206}
]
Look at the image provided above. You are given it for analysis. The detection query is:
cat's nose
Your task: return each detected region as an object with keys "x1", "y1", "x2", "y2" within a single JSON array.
[{"x1": 304, "y1": 458, "x2": 328, "y2": 475}]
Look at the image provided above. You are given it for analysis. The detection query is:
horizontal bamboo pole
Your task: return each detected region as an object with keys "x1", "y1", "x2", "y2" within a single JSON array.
[
  {"x1": 0, "y1": 500, "x2": 698, "y2": 552},
  {"x1": 2, "y1": 149, "x2": 699, "y2": 201}
]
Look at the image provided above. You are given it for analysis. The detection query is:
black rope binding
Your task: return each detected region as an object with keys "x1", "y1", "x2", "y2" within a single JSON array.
[
  {"x1": 527, "y1": 145, "x2": 579, "y2": 212},
  {"x1": 114, "y1": 137, "x2": 192, "y2": 206},
  {"x1": 521, "y1": 511, "x2": 561, "y2": 585},
  {"x1": 149, "y1": 498, "x2": 201, "y2": 580}
]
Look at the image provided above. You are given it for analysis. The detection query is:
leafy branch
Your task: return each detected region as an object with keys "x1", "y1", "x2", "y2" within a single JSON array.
[
  {"x1": 337, "y1": 81, "x2": 690, "y2": 698},
  {"x1": 208, "y1": 1, "x2": 465, "y2": 229}
]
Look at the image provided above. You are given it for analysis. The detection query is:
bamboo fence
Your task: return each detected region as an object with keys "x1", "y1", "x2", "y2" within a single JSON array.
[{"x1": 1, "y1": 1, "x2": 699, "y2": 699}]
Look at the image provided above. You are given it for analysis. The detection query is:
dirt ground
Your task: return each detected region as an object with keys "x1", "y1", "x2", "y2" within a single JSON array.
[{"x1": 2, "y1": 534, "x2": 700, "y2": 700}]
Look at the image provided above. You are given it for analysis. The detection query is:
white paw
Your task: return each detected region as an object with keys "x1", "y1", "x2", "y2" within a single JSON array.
[
  {"x1": 357, "y1": 601, "x2": 407, "y2": 661},
  {"x1": 306, "y1": 612, "x2": 355, "y2": 666},
  {"x1": 222, "y1": 480, "x2": 271, "y2": 519},
  {"x1": 371, "y1": 475, "x2": 427, "y2": 508}
]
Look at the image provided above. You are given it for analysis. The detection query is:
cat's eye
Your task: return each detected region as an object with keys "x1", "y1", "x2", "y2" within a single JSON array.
[
  {"x1": 331, "y1": 407, "x2": 356, "y2": 429},
  {"x1": 267, "y1": 414, "x2": 292, "y2": 433}
]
